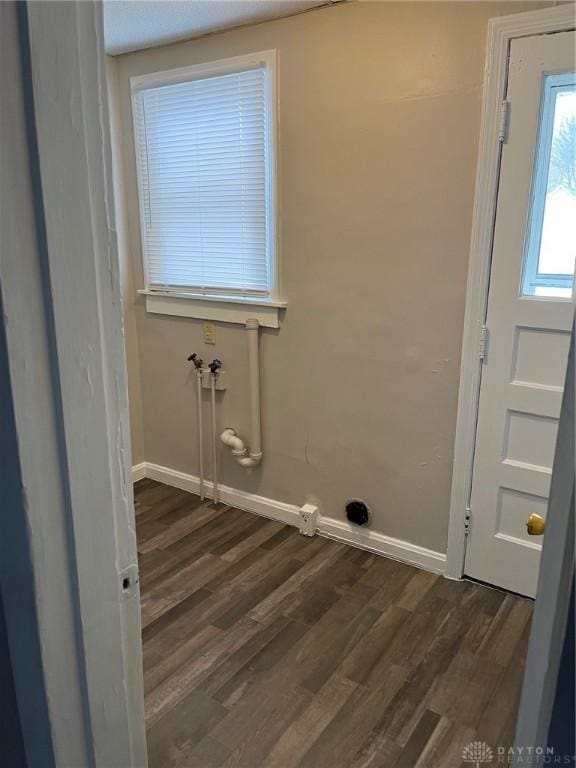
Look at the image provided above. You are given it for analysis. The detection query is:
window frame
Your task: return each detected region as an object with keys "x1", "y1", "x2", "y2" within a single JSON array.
[
  {"x1": 129, "y1": 51, "x2": 283, "y2": 325},
  {"x1": 521, "y1": 72, "x2": 576, "y2": 299}
]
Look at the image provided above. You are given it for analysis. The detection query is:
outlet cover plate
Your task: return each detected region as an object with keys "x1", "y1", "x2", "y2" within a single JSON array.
[
  {"x1": 203, "y1": 320, "x2": 216, "y2": 345},
  {"x1": 299, "y1": 504, "x2": 318, "y2": 536}
]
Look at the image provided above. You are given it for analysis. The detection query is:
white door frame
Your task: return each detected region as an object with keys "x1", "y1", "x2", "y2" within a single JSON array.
[
  {"x1": 446, "y1": 4, "x2": 576, "y2": 579},
  {"x1": 0, "y1": 2, "x2": 147, "y2": 766}
]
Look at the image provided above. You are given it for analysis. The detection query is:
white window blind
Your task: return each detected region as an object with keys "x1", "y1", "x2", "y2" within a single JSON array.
[{"x1": 133, "y1": 63, "x2": 273, "y2": 297}]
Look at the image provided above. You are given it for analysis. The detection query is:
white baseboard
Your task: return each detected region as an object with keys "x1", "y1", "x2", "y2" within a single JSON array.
[
  {"x1": 131, "y1": 462, "x2": 147, "y2": 482},
  {"x1": 317, "y1": 517, "x2": 446, "y2": 574},
  {"x1": 131, "y1": 462, "x2": 447, "y2": 575},
  {"x1": 143, "y1": 463, "x2": 301, "y2": 528}
]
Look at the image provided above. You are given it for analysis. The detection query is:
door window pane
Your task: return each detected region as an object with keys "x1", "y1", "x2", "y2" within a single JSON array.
[{"x1": 522, "y1": 74, "x2": 576, "y2": 299}]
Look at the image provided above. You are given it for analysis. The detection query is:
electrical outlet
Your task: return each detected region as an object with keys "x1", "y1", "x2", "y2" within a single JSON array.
[
  {"x1": 203, "y1": 320, "x2": 216, "y2": 345},
  {"x1": 299, "y1": 504, "x2": 319, "y2": 537}
]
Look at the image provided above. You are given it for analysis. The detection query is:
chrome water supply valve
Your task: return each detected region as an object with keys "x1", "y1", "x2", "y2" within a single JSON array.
[
  {"x1": 187, "y1": 352, "x2": 204, "y2": 371},
  {"x1": 209, "y1": 358, "x2": 222, "y2": 376}
]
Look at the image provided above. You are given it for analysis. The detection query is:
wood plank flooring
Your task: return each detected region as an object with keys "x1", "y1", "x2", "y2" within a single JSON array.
[{"x1": 135, "y1": 479, "x2": 533, "y2": 768}]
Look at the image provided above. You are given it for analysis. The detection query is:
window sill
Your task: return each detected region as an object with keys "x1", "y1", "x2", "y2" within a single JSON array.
[{"x1": 138, "y1": 290, "x2": 285, "y2": 328}]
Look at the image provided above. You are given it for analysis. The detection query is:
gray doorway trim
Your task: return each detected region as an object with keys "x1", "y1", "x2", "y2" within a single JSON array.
[{"x1": 0, "y1": 2, "x2": 147, "y2": 765}]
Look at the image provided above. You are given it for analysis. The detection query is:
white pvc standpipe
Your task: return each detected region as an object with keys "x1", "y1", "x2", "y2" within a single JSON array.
[
  {"x1": 196, "y1": 369, "x2": 205, "y2": 501},
  {"x1": 246, "y1": 318, "x2": 262, "y2": 461},
  {"x1": 220, "y1": 319, "x2": 263, "y2": 468},
  {"x1": 210, "y1": 374, "x2": 219, "y2": 504}
]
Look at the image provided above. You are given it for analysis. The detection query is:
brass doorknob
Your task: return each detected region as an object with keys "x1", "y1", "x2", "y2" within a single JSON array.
[{"x1": 526, "y1": 513, "x2": 546, "y2": 536}]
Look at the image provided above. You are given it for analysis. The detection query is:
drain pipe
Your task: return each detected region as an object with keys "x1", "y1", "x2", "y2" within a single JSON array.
[
  {"x1": 221, "y1": 318, "x2": 263, "y2": 468},
  {"x1": 187, "y1": 353, "x2": 205, "y2": 501}
]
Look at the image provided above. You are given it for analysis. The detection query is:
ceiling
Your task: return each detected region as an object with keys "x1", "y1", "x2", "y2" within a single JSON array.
[{"x1": 104, "y1": 0, "x2": 331, "y2": 55}]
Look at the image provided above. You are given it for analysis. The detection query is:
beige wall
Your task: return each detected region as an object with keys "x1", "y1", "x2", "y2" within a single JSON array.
[{"x1": 114, "y1": 1, "x2": 544, "y2": 553}]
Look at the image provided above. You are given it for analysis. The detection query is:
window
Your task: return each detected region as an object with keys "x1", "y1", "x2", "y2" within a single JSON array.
[
  {"x1": 521, "y1": 73, "x2": 576, "y2": 299},
  {"x1": 131, "y1": 52, "x2": 279, "y2": 311}
]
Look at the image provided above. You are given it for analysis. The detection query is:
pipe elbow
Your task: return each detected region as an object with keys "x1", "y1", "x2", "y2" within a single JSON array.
[
  {"x1": 236, "y1": 453, "x2": 263, "y2": 468},
  {"x1": 221, "y1": 429, "x2": 262, "y2": 466},
  {"x1": 220, "y1": 428, "x2": 247, "y2": 456}
]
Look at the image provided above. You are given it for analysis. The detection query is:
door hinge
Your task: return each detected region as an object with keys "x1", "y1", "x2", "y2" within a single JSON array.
[
  {"x1": 498, "y1": 100, "x2": 510, "y2": 143},
  {"x1": 479, "y1": 324, "x2": 489, "y2": 362},
  {"x1": 464, "y1": 507, "x2": 472, "y2": 537}
]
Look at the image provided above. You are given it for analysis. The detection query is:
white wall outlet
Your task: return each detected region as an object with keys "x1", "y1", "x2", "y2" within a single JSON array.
[
  {"x1": 203, "y1": 320, "x2": 216, "y2": 345},
  {"x1": 299, "y1": 503, "x2": 318, "y2": 537}
]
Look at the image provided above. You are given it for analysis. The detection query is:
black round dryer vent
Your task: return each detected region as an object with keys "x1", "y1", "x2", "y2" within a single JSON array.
[{"x1": 345, "y1": 500, "x2": 370, "y2": 526}]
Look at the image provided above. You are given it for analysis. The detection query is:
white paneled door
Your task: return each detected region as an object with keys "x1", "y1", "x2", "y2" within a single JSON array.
[{"x1": 464, "y1": 30, "x2": 575, "y2": 597}]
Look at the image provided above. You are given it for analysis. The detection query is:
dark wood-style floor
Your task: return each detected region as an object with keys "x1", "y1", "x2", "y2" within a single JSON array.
[{"x1": 135, "y1": 479, "x2": 533, "y2": 768}]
